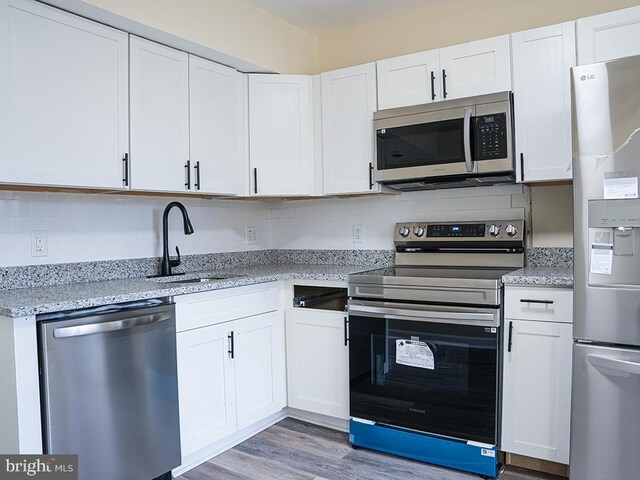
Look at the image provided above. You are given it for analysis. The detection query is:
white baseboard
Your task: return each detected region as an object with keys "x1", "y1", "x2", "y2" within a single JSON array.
[
  {"x1": 172, "y1": 408, "x2": 348, "y2": 477},
  {"x1": 285, "y1": 407, "x2": 349, "y2": 432},
  {"x1": 172, "y1": 410, "x2": 287, "y2": 477}
]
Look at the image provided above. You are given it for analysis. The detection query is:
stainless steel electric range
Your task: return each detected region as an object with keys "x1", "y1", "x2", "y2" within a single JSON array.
[{"x1": 347, "y1": 220, "x2": 525, "y2": 478}]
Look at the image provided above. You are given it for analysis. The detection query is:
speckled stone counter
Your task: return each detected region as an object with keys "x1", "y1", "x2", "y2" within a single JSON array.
[
  {"x1": 502, "y1": 267, "x2": 573, "y2": 287},
  {"x1": 0, "y1": 264, "x2": 375, "y2": 318}
]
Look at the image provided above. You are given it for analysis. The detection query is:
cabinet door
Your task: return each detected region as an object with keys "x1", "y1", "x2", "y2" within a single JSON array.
[
  {"x1": 577, "y1": 5, "x2": 640, "y2": 65},
  {"x1": 439, "y1": 35, "x2": 511, "y2": 100},
  {"x1": 377, "y1": 50, "x2": 441, "y2": 109},
  {"x1": 189, "y1": 56, "x2": 243, "y2": 195},
  {"x1": 5, "y1": 0, "x2": 128, "y2": 188},
  {"x1": 130, "y1": 36, "x2": 189, "y2": 192},
  {"x1": 502, "y1": 319, "x2": 572, "y2": 464},
  {"x1": 177, "y1": 323, "x2": 237, "y2": 458},
  {"x1": 512, "y1": 23, "x2": 575, "y2": 182},
  {"x1": 322, "y1": 63, "x2": 378, "y2": 195},
  {"x1": 248, "y1": 75, "x2": 314, "y2": 196},
  {"x1": 234, "y1": 311, "x2": 286, "y2": 429},
  {"x1": 286, "y1": 309, "x2": 349, "y2": 419}
]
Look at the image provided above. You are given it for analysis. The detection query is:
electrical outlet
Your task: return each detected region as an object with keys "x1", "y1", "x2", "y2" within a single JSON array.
[
  {"x1": 353, "y1": 224, "x2": 364, "y2": 243},
  {"x1": 31, "y1": 230, "x2": 48, "y2": 257},
  {"x1": 246, "y1": 226, "x2": 258, "y2": 245}
]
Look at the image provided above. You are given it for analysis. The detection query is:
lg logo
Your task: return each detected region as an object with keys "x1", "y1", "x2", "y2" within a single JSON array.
[{"x1": 580, "y1": 74, "x2": 596, "y2": 81}]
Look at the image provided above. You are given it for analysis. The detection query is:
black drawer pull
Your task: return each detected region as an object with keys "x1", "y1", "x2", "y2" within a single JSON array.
[
  {"x1": 122, "y1": 153, "x2": 129, "y2": 186},
  {"x1": 228, "y1": 331, "x2": 234, "y2": 359},
  {"x1": 344, "y1": 317, "x2": 349, "y2": 346},
  {"x1": 185, "y1": 160, "x2": 191, "y2": 190},
  {"x1": 520, "y1": 299, "x2": 554, "y2": 305},
  {"x1": 430, "y1": 71, "x2": 436, "y2": 101},
  {"x1": 507, "y1": 321, "x2": 513, "y2": 353}
]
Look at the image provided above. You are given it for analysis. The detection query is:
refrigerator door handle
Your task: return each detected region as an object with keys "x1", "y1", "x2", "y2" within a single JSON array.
[{"x1": 587, "y1": 354, "x2": 640, "y2": 376}]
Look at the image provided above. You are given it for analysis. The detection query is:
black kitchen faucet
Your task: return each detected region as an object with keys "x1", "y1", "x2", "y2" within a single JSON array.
[{"x1": 161, "y1": 201, "x2": 194, "y2": 276}]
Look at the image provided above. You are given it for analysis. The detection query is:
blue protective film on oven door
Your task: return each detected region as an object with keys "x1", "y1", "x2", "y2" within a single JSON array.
[{"x1": 349, "y1": 419, "x2": 498, "y2": 478}]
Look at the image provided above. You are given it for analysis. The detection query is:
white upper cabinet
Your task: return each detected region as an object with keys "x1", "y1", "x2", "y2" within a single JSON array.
[
  {"x1": 189, "y1": 56, "x2": 244, "y2": 195},
  {"x1": 129, "y1": 36, "x2": 190, "y2": 192},
  {"x1": 577, "y1": 5, "x2": 640, "y2": 65},
  {"x1": 248, "y1": 74, "x2": 315, "y2": 196},
  {"x1": 377, "y1": 50, "x2": 441, "y2": 109},
  {"x1": 322, "y1": 63, "x2": 379, "y2": 195},
  {"x1": 439, "y1": 35, "x2": 512, "y2": 100},
  {"x1": 4, "y1": 0, "x2": 129, "y2": 188},
  {"x1": 512, "y1": 22, "x2": 575, "y2": 182}
]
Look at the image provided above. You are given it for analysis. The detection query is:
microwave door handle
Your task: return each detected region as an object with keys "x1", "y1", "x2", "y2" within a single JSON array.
[{"x1": 463, "y1": 107, "x2": 473, "y2": 173}]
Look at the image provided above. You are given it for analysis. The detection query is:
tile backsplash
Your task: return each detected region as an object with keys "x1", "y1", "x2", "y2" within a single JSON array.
[{"x1": 0, "y1": 185, "x2": 530, "y2": 267}]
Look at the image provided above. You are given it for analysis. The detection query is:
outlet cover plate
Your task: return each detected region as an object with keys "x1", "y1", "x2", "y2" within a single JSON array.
[
  {"x1": 353, "y1": 224, "x2": 364, "y2": 243},
  {"x1": 31, "y1": 230, "x2": 48, "y2": 257},
  {"x1": 246, "y1": 226, "x2": 258, "y2": 245}
]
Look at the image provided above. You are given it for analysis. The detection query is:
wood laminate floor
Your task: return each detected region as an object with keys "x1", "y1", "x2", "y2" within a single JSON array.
[{"x1": 178, "y1": 418, "x2": 566, "y2": 480}]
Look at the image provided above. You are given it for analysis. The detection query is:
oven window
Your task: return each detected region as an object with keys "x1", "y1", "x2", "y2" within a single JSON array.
[
  {"x1": 376, "y1": 119, "x2": 465, "y2": 170},
  {"x1": 349, "y1": 316, "x2": 498, "y2": 445}
]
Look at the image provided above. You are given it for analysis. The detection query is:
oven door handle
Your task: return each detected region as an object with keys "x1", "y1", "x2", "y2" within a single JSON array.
[
  {"x1": 348, "y1": 303, "x2": 499, "y2": 327},
  {"x1": 463, "y1": 107, "x2": 473, "y2": 173}
]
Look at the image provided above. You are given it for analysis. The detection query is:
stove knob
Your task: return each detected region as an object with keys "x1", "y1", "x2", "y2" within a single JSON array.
[
  {"x1": 399, "y1": 226, "x2": 410, "y2": 238},
  {"x1": 488, "y1": 224, "x2": 500, "y2": 237},
  {"x1": 413, "y1": 226, "x2": 425, "y2": 237},
  {"x1": 506, "y1": 224, "x2": 518, "y2": 237}
]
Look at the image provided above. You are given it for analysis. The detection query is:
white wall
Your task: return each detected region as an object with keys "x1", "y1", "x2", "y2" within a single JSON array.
[
  {"x1": 266, "y1": 184, "x2": 530, "y2": 250},
  {"x1": 0, "y1": 184, "x2": 555, "y2": 268},
  {"x1": 0, "y1": 191, "x2": 271, "y2": 267}
]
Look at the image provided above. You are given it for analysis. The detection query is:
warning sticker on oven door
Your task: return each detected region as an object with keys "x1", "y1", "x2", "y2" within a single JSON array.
[{"x1": 396, "y1": 340, "x2": 434, "y2": 370}]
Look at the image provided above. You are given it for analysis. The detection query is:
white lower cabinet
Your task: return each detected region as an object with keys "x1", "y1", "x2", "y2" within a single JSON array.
[
  {"x1": 285, "y1": 308, "x2": 349, "y2": 419},
  {"x1": 175, "y1": 285, "x2": 285, "y2": 460},
  {"x1": 177, "y1": 322, "x2": 237, "y2": 456},
  {"x1": 501, "y1": 287, "x2": 573, "y2": 464},
  {"x1": 234, "y1": 311, "x2": 286, "y2": 430}
]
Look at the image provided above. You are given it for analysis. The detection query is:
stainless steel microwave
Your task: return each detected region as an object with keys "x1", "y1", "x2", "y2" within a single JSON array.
[{"x1": 374, "y1": 91, "x2": 515, "y2": 191}]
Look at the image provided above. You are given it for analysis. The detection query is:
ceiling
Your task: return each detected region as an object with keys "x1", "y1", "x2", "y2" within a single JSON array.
[{"x1": 245, "y1": 0, "x2": 451, "y2": 36}]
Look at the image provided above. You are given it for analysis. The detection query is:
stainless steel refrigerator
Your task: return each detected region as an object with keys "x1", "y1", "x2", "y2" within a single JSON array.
[{"x1": 571, "y1": 55, "x2": 640, "y2": 480}]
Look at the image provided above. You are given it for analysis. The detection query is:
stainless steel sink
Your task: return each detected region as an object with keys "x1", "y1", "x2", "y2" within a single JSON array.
[{"x1": 165, "y1": 276, "x2": 238, "y2": 285}]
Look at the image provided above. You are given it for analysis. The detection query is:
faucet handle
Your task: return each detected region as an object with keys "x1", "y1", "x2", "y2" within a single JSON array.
[{"x1": 170, "y1": 246, "x2": 181, "y2": 268}]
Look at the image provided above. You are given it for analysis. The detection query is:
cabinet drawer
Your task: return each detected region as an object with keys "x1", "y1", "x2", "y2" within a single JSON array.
[
  {"x1": 505, "y1": 286, "x2": 573, "y2": 323},
  {"x1": 175, "y1": 283, "x2": 281, "y2": 332}
]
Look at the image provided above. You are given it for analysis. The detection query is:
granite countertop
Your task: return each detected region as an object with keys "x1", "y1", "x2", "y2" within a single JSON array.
[
  {"x1": 0, "y1": 264, "x2": 373, "y2": 318},
  {"x1": 502, "y1": 267, "x2": 574, "y2": 287}
]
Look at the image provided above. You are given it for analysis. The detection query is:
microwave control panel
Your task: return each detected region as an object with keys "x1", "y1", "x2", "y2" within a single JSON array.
[{"x1": 474, "y1": 113, "x2": 507, "y2": 160}]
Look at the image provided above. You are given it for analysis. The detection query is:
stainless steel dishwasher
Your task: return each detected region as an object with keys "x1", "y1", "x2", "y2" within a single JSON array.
[{"x1": 37, "y1": 299, "x2": 181, "y2": 480}]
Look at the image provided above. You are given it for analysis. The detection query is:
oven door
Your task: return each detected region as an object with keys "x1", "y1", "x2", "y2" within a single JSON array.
[
  {"x1": 375, "y1": 106, "x2": 476, "y2": 183},
  {"x1": 348, "y1": 301, "x2": 500, "y2": 445}
]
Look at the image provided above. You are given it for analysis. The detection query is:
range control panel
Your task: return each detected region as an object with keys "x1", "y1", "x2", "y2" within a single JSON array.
[{"x1": 395, "y1": 220, "x2": 525, "y2": 242}]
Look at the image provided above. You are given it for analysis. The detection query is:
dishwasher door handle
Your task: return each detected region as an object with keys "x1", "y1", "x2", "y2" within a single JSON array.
[{"x1": 53, "y1": 311, "x2": 173, "y2": 338}]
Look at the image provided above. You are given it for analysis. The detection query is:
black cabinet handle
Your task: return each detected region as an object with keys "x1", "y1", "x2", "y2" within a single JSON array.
[
  {"x1": 122, "y1": 153, "x2": 129, "y2": 187},
  {"x1": 430, "y1": 71, "x2": 436, "y2": 101},
  {"x1": 194, "y1": 161, "x2": 201, "y2": 191},
  {"x1": 442, "y1": 69, "x2": 448, "y2": 99},
  {"x1": 369, "y1": 163, "x2": 374, "y2": 190},
  {"x1": 520, "y1": 299, "x2": 554, "y2": 305},
  {"x1": 185, "y1": 160, "x2": 191, "y2": 190},
  {"x1": 344, "y1": 317, "x2": 349, "y2": 346},
  {"x1": 253, "y1": 168, "x2": 258, "y2": 194},
  {"x1": 507, "y1": 321, "x2": 513, "y2": 353},
  {"x1": 228, "y1": 331, "x2": 234, "y2": 359},
  {"x1": 520, "y1": 153, "x2": 525, "y2": 182}
]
